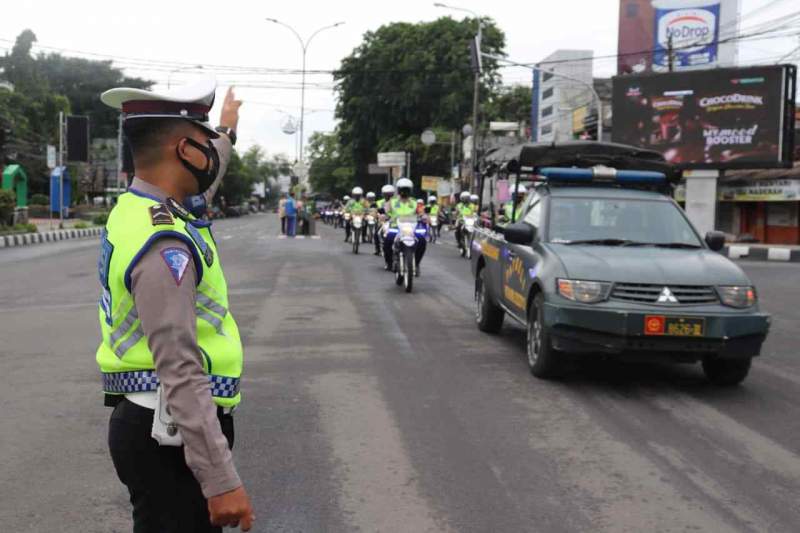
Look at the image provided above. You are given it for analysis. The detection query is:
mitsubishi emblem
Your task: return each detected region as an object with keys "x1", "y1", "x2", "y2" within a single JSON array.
[{"x1": 657, "y1": 287, "x2": 679, "y2": 304}]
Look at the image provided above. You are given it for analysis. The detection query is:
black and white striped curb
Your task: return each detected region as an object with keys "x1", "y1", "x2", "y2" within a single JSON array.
[
  {"x1": 0, "y1": 227, "x2": 103, "y2": 249},
  {"x1": 724, "y1": 245, "x2": 800, "y2": 263}
]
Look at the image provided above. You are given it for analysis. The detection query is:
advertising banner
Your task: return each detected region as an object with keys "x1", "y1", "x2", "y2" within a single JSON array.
[
  {"x1": 618, "y1": 0, "x2": 741, "y2": 75},
  {"x1": 676, "y1": 179, "x2": 800, "y2": 202},
  {"x1": 421, "y1": 176, "x2": 441, "y2": 191},
  {"x1": 612, "y1": 65, "x2": 797, "y2": 169}
]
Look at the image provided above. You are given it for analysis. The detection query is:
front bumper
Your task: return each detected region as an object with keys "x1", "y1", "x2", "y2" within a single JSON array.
[{"x1": 543, "y1": 302, "x2": 770, "y2": 360}]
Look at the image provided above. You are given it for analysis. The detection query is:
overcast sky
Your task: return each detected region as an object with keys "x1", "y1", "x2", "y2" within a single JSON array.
[{"x1": 2, "y1": 0, "x2": 798, "y2": 160}]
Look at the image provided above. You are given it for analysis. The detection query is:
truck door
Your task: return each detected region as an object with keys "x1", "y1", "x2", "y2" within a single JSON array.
[{"x1": 501, "y1": 198, "x2": 542, "y2": 321}]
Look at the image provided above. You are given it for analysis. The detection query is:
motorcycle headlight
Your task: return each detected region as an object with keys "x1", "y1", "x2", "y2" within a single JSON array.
[
  {"x1": 717, "y1": 286, "x2": 756, "y2": 308},
  {"x1": 557, "y1": 279, "x2": 612, "y2": 303}
]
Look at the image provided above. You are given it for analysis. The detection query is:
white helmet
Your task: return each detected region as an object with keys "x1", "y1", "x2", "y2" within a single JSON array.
[
  {"x1": 352, "y1": 186, "x2": 364, "y2": 196},
  {"x1": 396, "y1": 178, "x2": 413, "y2": 196},
  {"x1": 366, "y1": 191, "x2": 376, "y2": 199},
  {"x1": 470, "y1": 194, "x2": 479, "y2": 203},
  {"x1": 512, "y1": 184, "x2": 528, "y2": 197},
  {"x1": 416, "y1": 198, "x2": 424, "y2": 204},
  {"x1": 459, "y1": 191, "x2": 470, "y2": 201},
  {"x1": 343, "y1": 195, "x2": 351, "y2": 202},
  {"x1": 381, "y1": 184, "x2": 395, "y2": 195},
  {"x1": 428, "y1": 196, "x2": 437, "y2": 204}
]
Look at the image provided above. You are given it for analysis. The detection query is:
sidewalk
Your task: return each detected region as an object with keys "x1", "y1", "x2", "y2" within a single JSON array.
[
  {"x1": 723, "y1": 243, "x2": 800, "y2": 263},
  {"x1": 1, "y1": 218, "x2": 103, "y2": 249}
]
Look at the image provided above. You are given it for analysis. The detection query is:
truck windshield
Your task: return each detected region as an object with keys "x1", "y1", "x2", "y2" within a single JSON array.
[{"x1": 547, "y1": 198, "x2": 702, "y2": 247}]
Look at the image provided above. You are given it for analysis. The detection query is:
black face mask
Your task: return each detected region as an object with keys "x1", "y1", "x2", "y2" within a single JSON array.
[{"x1": 177, "y1": 138, "x2": 219, "y2": 195}]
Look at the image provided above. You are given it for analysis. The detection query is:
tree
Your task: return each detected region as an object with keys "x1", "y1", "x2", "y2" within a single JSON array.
[
  {"x1": 334, "y1": 17, "x2": 506, "y2": 186},
  {"x1": 485, "y1": 85, "x2": 532, "y2": 126},
  {"x1": 307, "y1": 131, "x2": 355, "y2": 196}
]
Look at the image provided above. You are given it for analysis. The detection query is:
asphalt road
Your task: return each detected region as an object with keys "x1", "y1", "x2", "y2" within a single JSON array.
[{"x1": 1, "y1": 213, "x2": 799, "y2": 532}]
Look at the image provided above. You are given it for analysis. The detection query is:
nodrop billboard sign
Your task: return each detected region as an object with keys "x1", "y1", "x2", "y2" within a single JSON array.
[{"x1": 618, "y1": 0, "x2": 741, "y2": 74}]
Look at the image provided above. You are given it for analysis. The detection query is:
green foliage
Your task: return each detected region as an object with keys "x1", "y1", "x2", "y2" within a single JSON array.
[
  {"x1": 74, "y1": 221, "x2": 89, "y2": 229},
  {"x1": 334, "y1": 17, "x2": 506, "y2": 181},
  {"x1": 0, "y1": 188, "x2": 15, "y2": 225},
  {"x1": 307, "y1": 131, "x2": 355, "y2": 196},
  {"x1": 0, "y1": 29, "x2": 151, "y2": 194},
  {"x1": 92, "y1": 212, "x2": 108, "y2": 226},
  {"x1": 485, "y1": 85, "x2": 532, "y2": 125},
  {"x1": 16, "y1": 222, "x2": 37, "y2": 233},
  {"x1": 30, "y1": 193, "x2": 48, "y2": 205},
  {"x1": 219, "y1": 146, "x2": 289, "y2": 205}
]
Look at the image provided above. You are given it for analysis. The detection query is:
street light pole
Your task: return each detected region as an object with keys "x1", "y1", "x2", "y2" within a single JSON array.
[
  {"x1": 434, "y1": 3, "x2": 484, "y2": 192},
  {"x1": 266, "y1": 19, "x2": 345, "y2": 162},
  {"x1": 482, "y1": 53, "x2": 604, "y2": 141}
]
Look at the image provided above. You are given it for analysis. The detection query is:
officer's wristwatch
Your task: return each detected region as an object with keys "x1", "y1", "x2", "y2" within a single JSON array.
[{"x1": 215, "y1": 126, "x2": 237, "y2": 146}]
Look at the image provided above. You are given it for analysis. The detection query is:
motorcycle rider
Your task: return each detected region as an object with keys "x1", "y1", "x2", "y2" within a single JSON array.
[
  {"x1": 345, "y1": 188, "x2": 367, "y2": 243},
  {"x1": 454, "y1": 191, "x2": 473, "y2": 250},
  {"x1": 500, "y1": 184, "x2": 527, "y2": 226},
  {"x1": 365, "y1": 191, "x2": 377, "y2": 243},
  {"x1": 383, "y1": 178, "x2": 426, "y2": 276},
  {"x1": 340, "y1": 195, "x2": 350, "y2": 230},
  {"x1": 427, "y1": 196, "x2": 440, "y2": 238},
  {"x1": 375, "y1": 185, "x2": 395, "y2": 256}
]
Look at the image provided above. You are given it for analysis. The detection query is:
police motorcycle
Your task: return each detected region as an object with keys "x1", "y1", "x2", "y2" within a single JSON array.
[
  {"x1": 352, "y1": 213, "x2": 364, "y2": 253},
  {"x1": 393, "y1": 215, "x2": 427, "y2": 293}
]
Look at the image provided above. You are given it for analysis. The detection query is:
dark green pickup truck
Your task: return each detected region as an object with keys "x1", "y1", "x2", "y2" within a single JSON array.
[{"x1": 472, "y1": 142, "x2": 770, "y2": 385}]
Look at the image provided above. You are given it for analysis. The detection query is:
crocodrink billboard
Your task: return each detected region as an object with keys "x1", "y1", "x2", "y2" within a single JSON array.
[
  {"x1": 612, "y1": 65, "x2": 797, "y2": 169},
  {"x1": 618, "y1": 0, "x2": 741, "y2": 74}
]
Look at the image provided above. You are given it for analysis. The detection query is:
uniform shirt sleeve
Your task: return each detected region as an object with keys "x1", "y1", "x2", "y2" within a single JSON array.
[
  {"x1": 130, "y1": 237, "x2": 242, "y2": 498},
  {"x1": 202, "y1": 135, "x2": 233, "y2": 204}
]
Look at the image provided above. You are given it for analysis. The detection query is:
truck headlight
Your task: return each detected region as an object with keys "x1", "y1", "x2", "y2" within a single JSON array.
[
  {"x1": 557, "y1": 279, "x2": 612, "y2": 303},
  {"x1": 717, "y1": 286, "x2": 757, "y2": 308}
]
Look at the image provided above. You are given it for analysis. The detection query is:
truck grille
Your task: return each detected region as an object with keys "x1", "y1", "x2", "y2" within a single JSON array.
[{"x1": 611, "y1": 283, "x2": 718, "y2": 305}]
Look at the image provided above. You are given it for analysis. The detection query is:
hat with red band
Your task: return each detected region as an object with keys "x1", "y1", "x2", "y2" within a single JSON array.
[{"x1": 100, "y1": 76, "x2": 219, "y2": 137}]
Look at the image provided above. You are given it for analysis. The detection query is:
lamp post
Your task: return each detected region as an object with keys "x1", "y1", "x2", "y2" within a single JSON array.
[
  {"x1": 482, "y1": 53, "x2": 604, "y2": 141},
  {"x1": 265, "y1": 18, "x2": 344, "y2": 164},
  {"x1": 434, "y1": 3, "x2": 483, "y2": 191},
  {"x1": 167, "y1": 65, "x2": 204, "y2": 89}
]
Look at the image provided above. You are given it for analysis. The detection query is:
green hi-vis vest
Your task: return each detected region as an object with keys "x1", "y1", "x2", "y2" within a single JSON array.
[
  {"x1": 389, "y1": 198, "x2": 417, "y2": 224},
  {"x1": 429, "y1": 205, "x2": 440, "y2": 217},
  {"x1": 346, "y1": 199, "x2": 368, "y2": 214},
  {"x1": 96, "y1": 190, "x2": 244, "y2": 408}
]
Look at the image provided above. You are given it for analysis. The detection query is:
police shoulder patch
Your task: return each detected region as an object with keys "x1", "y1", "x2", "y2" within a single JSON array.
[
  {"x1": 149, "y1": 204, "x2": 174, "y2": 226},
  {"x1": 160, "y1": 247, "x2": 192, "y2": 285}
]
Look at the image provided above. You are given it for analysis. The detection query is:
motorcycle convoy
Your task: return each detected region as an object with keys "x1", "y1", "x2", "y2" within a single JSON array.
[{"x1": 320, "y1": 180, "x2": 485, "y2": 294}]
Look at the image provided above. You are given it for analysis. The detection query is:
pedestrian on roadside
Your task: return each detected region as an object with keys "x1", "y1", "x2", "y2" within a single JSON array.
[
  {"x1": 97, "y1": 78, "x2": 254, "y2": 532},
  {"x1": 279, "y1": 194, "x2": 287, "y2": 235},
  {"x1": 285, "y1": 191, "x2": 298, "y2": 237}
]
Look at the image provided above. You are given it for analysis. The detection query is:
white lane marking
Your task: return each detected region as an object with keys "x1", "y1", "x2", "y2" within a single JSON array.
[{"x1": 310, "y1": 373, "x2": 449, "y2": 533}]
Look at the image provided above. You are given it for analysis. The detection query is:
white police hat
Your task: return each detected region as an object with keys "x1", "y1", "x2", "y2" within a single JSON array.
[{"x1": 101, "y1": 76, "x2": 219, "y2": 137}]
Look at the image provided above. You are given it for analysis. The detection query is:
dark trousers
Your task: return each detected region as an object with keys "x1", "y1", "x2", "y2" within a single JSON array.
[
  {"x1": 109, "y1": 399, "x2": 235, "y2": 533},
  {"x1": 281, "y1": 216, "x2": 286, "y2": 234}
]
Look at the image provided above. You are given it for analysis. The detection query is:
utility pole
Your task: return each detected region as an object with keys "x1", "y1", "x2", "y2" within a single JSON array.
[
  {"x1": 471, "y1": 21, "x2": 482, "y2": 193},
  {"x1": 668, "y1": 34, "x2": 675, "y2": 72},
  {"x1": 58, "y1": 111, "x2": 64, "y2": 228}
]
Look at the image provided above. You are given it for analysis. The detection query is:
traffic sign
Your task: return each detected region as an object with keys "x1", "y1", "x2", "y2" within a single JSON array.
[{"x1": 377, "y1": 152, "x2": 406, "y2": 167}]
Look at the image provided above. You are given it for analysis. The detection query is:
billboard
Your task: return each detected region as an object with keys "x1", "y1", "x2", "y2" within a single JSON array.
[
  {"x1": 612, "y1": 65, "x2": 797, "y2": 169},
  {"x1": 618, "y1": 0, "x2": 741, "y2": 75}
]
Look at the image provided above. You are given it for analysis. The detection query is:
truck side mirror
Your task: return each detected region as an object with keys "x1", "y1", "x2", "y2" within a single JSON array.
[
  {"x1": 705, "y1": 231, "x2": 726, "y2": 252},
  {"x1": 504, "y1": 222, "x2": 535, "y2": 245}
]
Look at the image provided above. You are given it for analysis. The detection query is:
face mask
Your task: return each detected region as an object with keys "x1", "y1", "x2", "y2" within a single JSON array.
[{"x1": 177, "y1": 138, "x2": 219, "y2": 195}]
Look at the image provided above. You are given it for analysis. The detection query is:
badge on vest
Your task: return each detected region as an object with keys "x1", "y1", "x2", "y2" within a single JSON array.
[
  {"x1": 166, "y1": 197, "x2": 193, "y2": 221},
  {"x1": 161, "y1": 247, "x2": 191, "y2": 285},
  {"x1": 149, "y1": 204, "x2": 174, "y2": 226},
  {"x1": 186, "y1": 223, "x2": 214, "y2": 267}
]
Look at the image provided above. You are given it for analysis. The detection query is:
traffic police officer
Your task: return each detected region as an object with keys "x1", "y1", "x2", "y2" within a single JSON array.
[{"x1": 97, "y1": 78, "x2": 254, "y2": 532}]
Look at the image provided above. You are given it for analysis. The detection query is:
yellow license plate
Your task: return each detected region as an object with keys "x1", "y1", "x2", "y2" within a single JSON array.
[{"x1": 645, "y1": 316, "x2": 705, "y2": 337}]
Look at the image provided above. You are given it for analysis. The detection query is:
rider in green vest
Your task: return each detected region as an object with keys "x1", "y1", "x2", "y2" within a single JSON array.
[
  {"x1": 383, "y1": 178, "x2": 426, "y2": 274},
  {"x1": 500, "y1": 183, "x2": 527, "y2": 226}
]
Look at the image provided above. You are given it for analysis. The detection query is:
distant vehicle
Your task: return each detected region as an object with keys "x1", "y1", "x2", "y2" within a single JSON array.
[{"x1": 472, "y1": 142, "x2": 770, "y2": 386}]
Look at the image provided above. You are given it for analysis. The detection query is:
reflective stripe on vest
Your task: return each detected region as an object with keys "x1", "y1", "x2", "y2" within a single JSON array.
[{"x1": 102, "y1": 370, "x2": 241, "y2": 399}]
